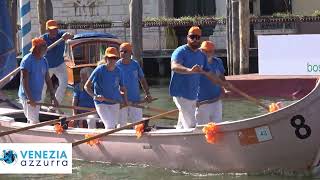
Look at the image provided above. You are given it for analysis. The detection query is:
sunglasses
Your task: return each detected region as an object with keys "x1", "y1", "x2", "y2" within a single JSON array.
[
  {"x1": 188, "y1": 35, "x2": 200, "y2": 40},
  {"x1": 120, "y1": 50, "x2": 128, "y2": 53},
  {"x1": 108, "y1": 57, "x2": 118, "y2": 60}
]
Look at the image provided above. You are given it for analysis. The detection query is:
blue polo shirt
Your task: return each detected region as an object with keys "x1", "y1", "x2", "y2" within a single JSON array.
[
  {"x1": 18, "y1": 53, "x2": 49, "y2": 101},
  {"x1": 41, "y1": 30, "x2": 65, "y2": 68},
  {"x1": 198, "y1": 57, "x2": 225, "y2": 102},
  {"x1": 73, "y1": 83, "x2": 95, "y2": 108},
  {"x1": 116, "y1": 59, "x2": 144, "y2": 103},
  {"x1": 169, "y1": 45, "x2": 210, "y2": 100},
  {"x1": 88, "y1": 65, "x2": 124, "y2": 105}
]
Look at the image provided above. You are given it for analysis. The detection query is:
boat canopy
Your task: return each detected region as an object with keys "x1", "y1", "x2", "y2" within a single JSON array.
[{"x1": 73, "y1": 32, "x2": 118, "y2": 40}]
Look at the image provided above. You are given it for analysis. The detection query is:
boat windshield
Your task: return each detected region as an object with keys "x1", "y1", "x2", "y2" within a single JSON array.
[
  {"x1": 73, "y1": 44, "x2": 86, "y2": 65},
  {"x1": 71, "y1": 41, "x2": 120, "y2": 65},
  {"x1": 88, "y1": 43, "x2": 97, "y2": 64}
]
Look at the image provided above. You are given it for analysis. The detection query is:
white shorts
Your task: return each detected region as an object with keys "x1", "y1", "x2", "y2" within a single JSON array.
[
  {"x1": 20, "y1": 99, "x2": 40, "y2": 124},
  {"x1": 173, "y1": 97, "x2": 197, "y2": 129},
  {"x1": 119, "y1": 107, "x2": 143, "y2": 127},
  {"x1": 195, "y1": 100, "x2": 222, "y2": 125},
  {"x1": 95, "y1": 103, "x2": 120, "y2": 129}
]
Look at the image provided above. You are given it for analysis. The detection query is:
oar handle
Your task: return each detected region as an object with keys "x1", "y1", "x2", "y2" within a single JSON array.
[
  {"x1": 0, "y1": 110, "x2": 97, "y2": 137},
  {"x1": 35, "y1": 102, "x2": 94, "y2": 111},
  {"x1": 72, "y1": 109, "x2": 179, "y2": 147},
  {"x1": 47, "y1": 38, "x2": 64, "y2": 50},
  {"x1": 35, "y1": 97, "x2": 159, "y2": 111},
  {"x1": 35, "y1": 98, "x2": 158, "y2": 111}
]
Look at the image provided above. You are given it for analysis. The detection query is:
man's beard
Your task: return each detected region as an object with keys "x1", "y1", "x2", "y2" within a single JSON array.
[{"x1": 189, "y1": 42, "x2": 200, "y2": 50}]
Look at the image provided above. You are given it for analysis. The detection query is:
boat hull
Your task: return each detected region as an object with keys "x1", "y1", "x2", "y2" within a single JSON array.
[
  {"x1": 0, "y1": 78, "x2": 320, "y2": 173},
  {"x1": 1, "y1": 94, "x2": 320, "y2": 173}
]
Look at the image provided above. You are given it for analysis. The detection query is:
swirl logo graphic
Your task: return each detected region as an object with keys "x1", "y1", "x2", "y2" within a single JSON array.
[{"x1": 0, "y1": 150, "x2": 18, "y2": 165}]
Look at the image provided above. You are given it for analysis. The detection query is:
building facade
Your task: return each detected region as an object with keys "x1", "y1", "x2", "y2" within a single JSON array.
[
  {"x1": 24, "y1": 0, "x2": 320, "y2": 51},
  {"x1": 27, "y1": 0, "x2": 170, "y2": 50}
]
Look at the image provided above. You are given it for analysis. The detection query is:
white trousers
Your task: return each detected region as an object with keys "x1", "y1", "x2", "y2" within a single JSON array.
[
  {"x1": 195, "y1": 100, "x2": 222, "y2": 125},
  {"x1": 20, "y1": 99, "x2": 40, "y2": 124},
  {"x1": 119, "y1": 107, "x2": 143, "y2": 127},
  {"x1": 76, "y1": 114, "x2": 99, "y2": 129},
  {"x1": 41, "y1": 63, "x2": 68, "y2": 103},
  {"x1": 95, "y1": 103, "x2": 120, "y2": 129},
  {"x1": 173, "y1": 97, "x2": 197, "y2": 129}
]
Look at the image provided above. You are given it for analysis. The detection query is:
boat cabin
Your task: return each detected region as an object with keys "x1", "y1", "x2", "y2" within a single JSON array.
[{"x1": 64, "y1": 32, "x2": 122, "y2": 85}]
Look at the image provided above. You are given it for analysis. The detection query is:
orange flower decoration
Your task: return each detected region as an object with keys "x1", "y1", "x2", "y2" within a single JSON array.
[
  {"x1": 202, "y1": 122, "x2": 218, "y2": 144},
  {"x1": 54, "y1": 124, "x2": 64, "y2": 134},
  {"x1": 269, "y1": 102, "x2": 283, "y2": 112},
  {"x1": 84, "y1": 134, "x2": 100, "y2": 146},
  {"x1": 135, "y1": 123, "x2": 144, "y2": 139}
]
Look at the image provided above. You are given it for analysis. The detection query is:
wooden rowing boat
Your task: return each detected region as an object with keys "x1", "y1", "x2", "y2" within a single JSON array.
[
  {"x1": 0, "y1": 78, "x2": 320, "y2": 175},
  {"x1": 64, "y1": 32, "x2": 122, "y2": 85}
]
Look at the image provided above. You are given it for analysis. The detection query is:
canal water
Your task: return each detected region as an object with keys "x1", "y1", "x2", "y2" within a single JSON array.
[{"x1": 1, "y1": 78, "x2": 313, "y2": 180}]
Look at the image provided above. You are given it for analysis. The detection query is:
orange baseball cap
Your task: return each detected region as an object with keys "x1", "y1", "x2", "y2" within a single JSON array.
[
  {"x1": 120, "y1": 42, "x2": 132, "y2": 53},
  {"x1": 104, "y1": 47, "x2": 119, "y2": 58},
  {"x1": 200, "y1": 41, "x2": 215, "y2": 52},
  {"x1": 29, "y1": 37, "x2": 47, "y2": 52},
  {"x1": 46, "y1": 20, "x2": 58, "y2": 30},
  {"x1": 188, "y1": 26, "x2": 201, "y2": 36}
]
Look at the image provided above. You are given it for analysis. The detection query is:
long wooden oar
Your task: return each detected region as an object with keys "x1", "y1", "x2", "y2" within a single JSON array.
[
  {"x1": 133, "y1": 104, "x2": 177, "y2": 118},
  {"x1": 0, "y1": 110, "x2": 96, "y2": 137},
  {"x1": 143, "y1": 113, "x2": 177, "y2": 121},
  {"x1": 72, "y1": 109, "x2": 179, "y2": 147},
  {"x1": 205, "y1": 74, "x2": 270, "y2": 111},
  {"x1": 35, "y1": 102, "x2": 94, "y2": 112},
  {"x1": 226, "y1": 84, "x2": 270, "y2": 110},
  {"x1": 0, "y1": 38, "x2": 64, "y2": 88},
  {"x1": 36, "y1": 102, "x2": 178, "y2": 121},
  {"x1": 35, "y1": 97, "x2": 158, "y2": 112},
  {"x1": 0, "y1": 68, "x2": 20, "y2": 89}
]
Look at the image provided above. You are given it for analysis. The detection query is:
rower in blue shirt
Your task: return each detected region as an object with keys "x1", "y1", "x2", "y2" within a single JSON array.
[
  {"x1": 41, "y1": 20, "x2": 73, "y2": 113},
  {"x1": 68, "y1": 67, "x2": 98, "y2": 129},
  {"x1": 84, "y1": 47, "x2": 128, "y2": 129},
  {"x1": 169, "y1": 26, "x2": 211, "y2": 129},
  {"x1": 196, "y1": 41, "x2": 227, "y2": 124},
  {"x1": 18, "y1": 37, "x2": 58, "y2": 124},
  {"x1": 116, "y1": 42, "x2": 152, "y2": 127}
]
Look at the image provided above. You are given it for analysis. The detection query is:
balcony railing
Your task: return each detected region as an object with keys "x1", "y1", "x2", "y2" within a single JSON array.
[{"x1": 253, "y1": 22, "x2": 297, "y2": 35}]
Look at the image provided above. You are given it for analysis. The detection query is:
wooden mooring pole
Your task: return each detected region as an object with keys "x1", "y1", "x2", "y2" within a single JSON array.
[
  {"x1": 232, "y1": 0, "x2": 240, "y2": 75},
  {"x1": 129, "y1": 0, "x2": 143, "y2": 66},
  {"x1": 239, "y1": 0, "x2": 250, "y2": 74}
]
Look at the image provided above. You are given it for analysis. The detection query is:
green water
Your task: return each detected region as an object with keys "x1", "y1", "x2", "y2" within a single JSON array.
[{"x1": 1, "y1": 78, "x2": 310, "y2": 180}]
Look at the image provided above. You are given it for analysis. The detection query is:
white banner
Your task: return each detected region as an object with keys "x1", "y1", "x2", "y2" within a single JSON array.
[
  {"x1": 0, "y1": 143, "x2": 72, "y2": 174},
  {"x1": 258, "y1": 34, "x2": 320, "y2": 75}
]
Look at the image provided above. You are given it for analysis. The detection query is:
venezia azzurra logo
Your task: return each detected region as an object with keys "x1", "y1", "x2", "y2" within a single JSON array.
[
  {"x1": 0, "y1": 143, "x2": 72, "y2": 174},
  {"x1": 0, "y1": 149, "x2": 18, "y2": 165}
]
